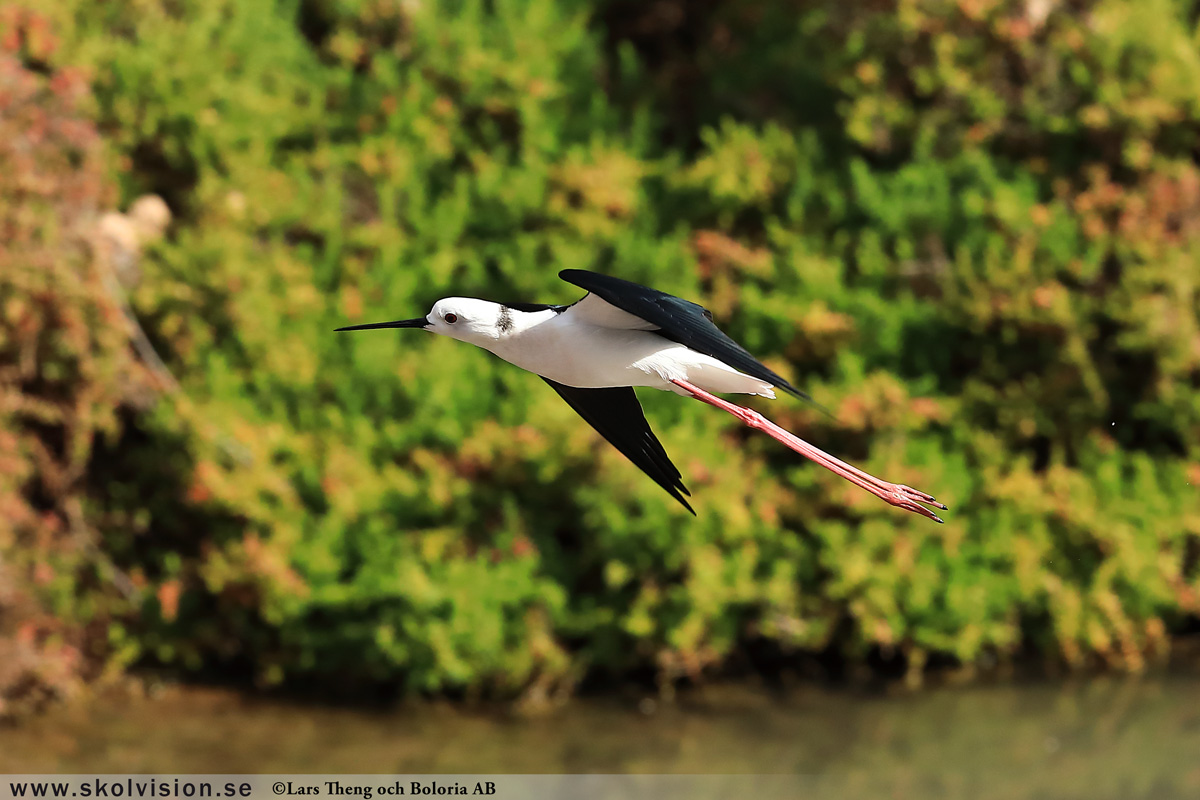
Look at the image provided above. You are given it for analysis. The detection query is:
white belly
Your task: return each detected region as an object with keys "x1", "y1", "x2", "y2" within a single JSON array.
[{"x1": 482, "y1": 320, "x2": 777, "y2": 398}]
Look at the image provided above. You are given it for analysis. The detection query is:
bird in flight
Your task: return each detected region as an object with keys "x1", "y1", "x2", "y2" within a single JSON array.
[{"x1": 336, "y1": 270, "x2": 946, "y2": 522}]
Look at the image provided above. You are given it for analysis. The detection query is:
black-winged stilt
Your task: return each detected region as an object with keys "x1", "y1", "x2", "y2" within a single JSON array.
[{"x1": 337, "y1": 270, "x2": 946, "y2": 522}]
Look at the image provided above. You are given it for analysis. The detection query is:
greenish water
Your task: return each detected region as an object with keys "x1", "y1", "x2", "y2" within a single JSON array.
[{"x1": 4, "y1": 676, "x2": 1200, "y2": 799}]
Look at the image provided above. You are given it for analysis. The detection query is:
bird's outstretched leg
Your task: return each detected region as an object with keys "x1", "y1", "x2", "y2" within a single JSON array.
[{"x1": 671, "y1": 378, "x2": 947, "y2": 523}]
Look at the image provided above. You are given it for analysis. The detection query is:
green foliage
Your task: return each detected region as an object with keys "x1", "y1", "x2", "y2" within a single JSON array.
[
  {"x1": 5, "y1": 0, "x2": 1199, "y2": 704},
  {"x1": 0, "y1": 8, "x2": 141, "y2": 717}
]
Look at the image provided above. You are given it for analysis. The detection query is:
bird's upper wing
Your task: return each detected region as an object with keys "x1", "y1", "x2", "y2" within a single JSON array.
[
  {"x1": 560, "y1": 293, "x2": 660, "y2": 331},
  {"x1": 559, "y1": 269, "x2": 810, "y2": 402},
  {"x1": 542, "y1": 378, "x2": 694, "y2": 514},
  {"x1": 502, "y1": 301, "x2": 569, "y2": 314}
]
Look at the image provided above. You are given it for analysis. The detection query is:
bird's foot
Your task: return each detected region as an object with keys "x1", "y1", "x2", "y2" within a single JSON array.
[{"x1": 877, "y1": 484, "x2": 948, "y2": 524}]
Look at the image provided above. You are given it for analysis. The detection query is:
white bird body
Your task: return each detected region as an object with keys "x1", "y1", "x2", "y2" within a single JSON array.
[{"x1": 452, "y1": 299, "x2": 778, "y2": 398}]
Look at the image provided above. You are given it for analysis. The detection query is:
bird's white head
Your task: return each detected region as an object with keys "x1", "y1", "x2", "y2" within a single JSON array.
[
  {"x1": 426, "y1": 297, "x2": 511, "y2": 343},
  {"x1": 335, "y1": 297, "x2": 512, "y2": 346}
]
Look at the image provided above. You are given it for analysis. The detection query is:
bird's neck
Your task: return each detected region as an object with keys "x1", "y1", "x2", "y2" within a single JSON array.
[
  {"x1": 491, "y1": 306, "x2": 557, "y2": 340},
  {"x1": 464, "y1": 306, "x2": 556, "y2": 357}
]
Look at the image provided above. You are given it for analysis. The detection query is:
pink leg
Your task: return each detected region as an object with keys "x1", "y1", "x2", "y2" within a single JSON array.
[{"x1": 672, "y1": 378, "x2": 947, "y2": 523}]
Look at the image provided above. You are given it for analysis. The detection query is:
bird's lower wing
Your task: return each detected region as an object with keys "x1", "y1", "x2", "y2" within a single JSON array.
[{"x1": 542, "y1": 379, "x2": 694, "y2": 514}]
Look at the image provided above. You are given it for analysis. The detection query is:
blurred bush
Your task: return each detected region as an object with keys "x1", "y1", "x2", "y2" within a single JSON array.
[
  {"x1": 2, "y1": 0, "x2": 1198, "y2": 709},
  {"x1": 0, "y1": 7, "x2": 147, "y2": 717}
]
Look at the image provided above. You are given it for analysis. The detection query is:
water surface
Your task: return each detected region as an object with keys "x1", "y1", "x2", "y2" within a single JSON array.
[{"x1": 4, "y1": 676, "x2": 1199, "y2": 799}]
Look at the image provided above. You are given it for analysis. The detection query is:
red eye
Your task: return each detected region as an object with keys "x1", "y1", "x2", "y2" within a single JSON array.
[{"x1": 444, "y1": 313, "x2": 458, "y2": 323}]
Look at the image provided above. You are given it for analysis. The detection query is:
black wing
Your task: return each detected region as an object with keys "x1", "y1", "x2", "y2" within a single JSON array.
[
  {"x1": 543, "y1": 379, "x2": 694, "y2": 514},
  {"x1": 559, "y1": 269, "x2": 811, "y2": 403},
  {"x1": 502, "y1": 302, "x2": 568, "y2": 313}
]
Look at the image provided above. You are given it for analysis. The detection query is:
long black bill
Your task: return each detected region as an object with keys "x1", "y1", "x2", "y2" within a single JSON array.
[{"x1": 335, "y1": 317, "x2": 429, "y2": 332}]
